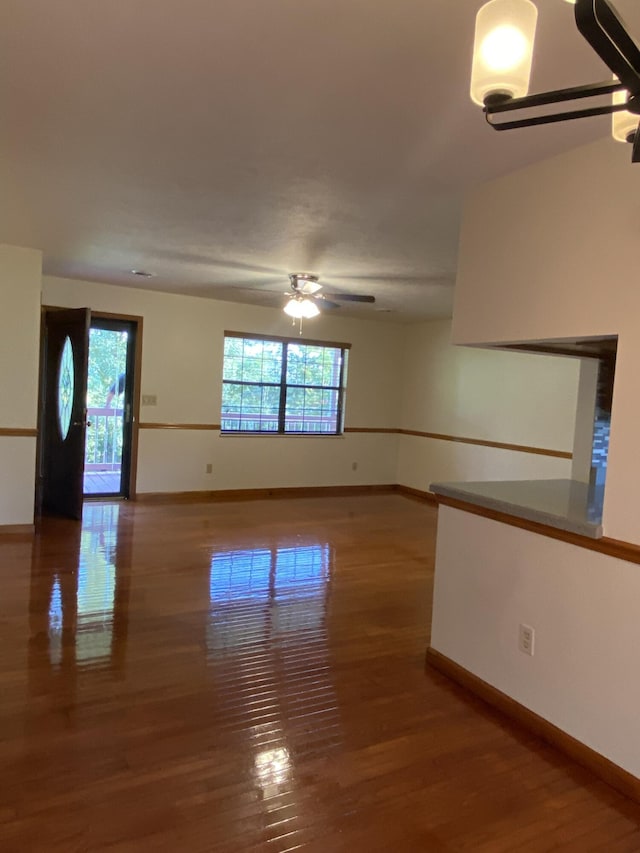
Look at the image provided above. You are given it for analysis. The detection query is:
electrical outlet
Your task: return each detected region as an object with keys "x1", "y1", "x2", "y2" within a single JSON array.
[
  {"x1": 141, "y1": 394, "x2": 157, "y2": 406},
  {"x1": 205, "y1": 463, "x2": 213, "y2": 474},
  {"x1": 352, "y1": 461, "x2": 358, "y2": 471},
  {"x1": 519, "y1": 623, "x2": 535, "y2": 656}
]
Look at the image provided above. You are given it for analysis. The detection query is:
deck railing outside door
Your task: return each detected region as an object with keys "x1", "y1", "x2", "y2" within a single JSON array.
[{"x1": 85, "y1": 407, "x2": 123, "y2": 471}]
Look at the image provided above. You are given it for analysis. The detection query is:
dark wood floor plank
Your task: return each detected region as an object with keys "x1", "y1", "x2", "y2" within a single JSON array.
[{"x1": 0, "y1": 495, "x2": 638, "y2": 851}]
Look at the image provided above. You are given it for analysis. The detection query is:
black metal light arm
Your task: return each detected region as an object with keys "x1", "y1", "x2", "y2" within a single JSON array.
[
  {"x1": 485, "y1": 79, "x2": 630, "y2": 131},
  {"x1": 576, "y1": 0, "x2": 640, "y2": 93}
]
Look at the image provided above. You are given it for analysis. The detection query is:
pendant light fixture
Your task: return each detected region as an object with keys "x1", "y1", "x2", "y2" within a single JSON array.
[
  {"x1": 470, "y1": 0, "x2": 640, "y2": 160},
  {"x1": 470, "y1": 0, "x2": 538, "y2": 107}
]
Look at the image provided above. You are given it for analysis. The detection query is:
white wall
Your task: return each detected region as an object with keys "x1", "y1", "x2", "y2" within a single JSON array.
[
  {"x1": 453, "y1": 137, "x2": 640, "y2": 542},
  {"x1": 42, "y1": 279, "x2": 584, "y2": 497},
  {"x1": 0, "y1": 245, "x2": 42, "y2": 525},
  {"x1": 396, "y1": 319, "x2": 578, "y2": 492},
  {"x1": 432, "y1": 506, "x2": 640, "y2": 778},
  {"x1": 43, "y1": 275, "x2": 403, "y2": 494},
  {"x1": 571, "y1": 359, "x2": 599, "y2": 484}
]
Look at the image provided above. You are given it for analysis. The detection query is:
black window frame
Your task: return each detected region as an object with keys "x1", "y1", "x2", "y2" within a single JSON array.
[{"x1": 221, "y1": 331, "x2": 350, "y2": 435}]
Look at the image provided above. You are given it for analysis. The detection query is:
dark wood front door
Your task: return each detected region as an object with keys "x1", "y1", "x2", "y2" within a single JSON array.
[{"x1": 41, "y1": 308, "x2": 91, "y2": 519}]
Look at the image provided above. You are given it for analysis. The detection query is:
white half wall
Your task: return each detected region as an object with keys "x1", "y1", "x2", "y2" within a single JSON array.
[{"x1": 432, "y1": 506, "x2": 640, "y2": 778}]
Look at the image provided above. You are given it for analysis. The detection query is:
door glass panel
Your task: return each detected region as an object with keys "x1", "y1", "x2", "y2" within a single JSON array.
[
  {"x1": 57, "y1": 336, "x2": 74, "y2": 440},
  {"x1": 84, "y1": 326, "x2": 129, "y2": 496}
]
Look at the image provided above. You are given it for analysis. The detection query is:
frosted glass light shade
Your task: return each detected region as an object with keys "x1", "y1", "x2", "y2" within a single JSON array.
[
  {"x1": 284, "y1": 298, "x2": 304, "y2": 318},
  {"x1": 284, "y1": 297, "x2": 320, "y2": 319},
  {"x1": 612, "y1": 88, "x2": 638, "y2": 143},
  {"x1": 470, "y1": 0, "x2": 538, "y2": 106}
]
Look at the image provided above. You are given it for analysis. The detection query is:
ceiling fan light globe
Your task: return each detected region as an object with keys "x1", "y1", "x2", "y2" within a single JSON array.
[
  {"x1": 284, "y1": 298, "x2": 304, "y2": 318},
  {"x1": 284, "y1": 297, "x2": 320, "y2": 319},
  {"x1": 299, "y1": 298, "x2": 320, "y2": 318},
  {"x1": 470, "y1": 0, "x2": 538, "y2": 106}
]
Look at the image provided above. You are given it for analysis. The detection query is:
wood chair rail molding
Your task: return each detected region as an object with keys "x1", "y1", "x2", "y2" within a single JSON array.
[
  {"x1": 138, "y1": 422, "x2": 220, "y2": 431},
  {"x1": 137, "y1": 422, "x2": 571, "y2": 459},
  {"x1": 397, "y1": 429, "x2": 572, "y2": 459},
  {"x1": 343, "y1": 427, "x2": 400, "y2": 434},
  {"x1": 0, "y1": 428, "x2": 38, "y2": 437}
]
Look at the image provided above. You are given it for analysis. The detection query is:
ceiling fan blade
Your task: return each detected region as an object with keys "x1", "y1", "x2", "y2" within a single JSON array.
[
  {"x1": 314, "y1": 295, "x2": 341, "y2": 309},
  {"x1": 329, "y1": 293, "x2": 376, "y2": 303}
]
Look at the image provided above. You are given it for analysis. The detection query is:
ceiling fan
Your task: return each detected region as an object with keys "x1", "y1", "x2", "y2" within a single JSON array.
[{"x1": 284, "y1": 273, "x2": 375, "y2": 319}]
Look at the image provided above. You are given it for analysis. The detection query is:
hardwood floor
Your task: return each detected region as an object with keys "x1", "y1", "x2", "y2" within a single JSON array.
[{"x1": 1, "y1": 495, "x2": 640, "y2": 851}]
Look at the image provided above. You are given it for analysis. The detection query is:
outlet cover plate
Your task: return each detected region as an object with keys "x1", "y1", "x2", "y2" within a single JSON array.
[{"x1": 519, "y1": 623, "x2": 535, "y2": 656}]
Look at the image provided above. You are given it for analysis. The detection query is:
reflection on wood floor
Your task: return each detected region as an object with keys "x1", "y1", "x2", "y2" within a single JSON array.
[{"x1": 1, "y1": 495, "x2": 639, "y2": 851}]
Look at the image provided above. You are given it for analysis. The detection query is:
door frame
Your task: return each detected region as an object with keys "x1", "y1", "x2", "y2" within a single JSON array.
[{"x1": 36, "y1": 307, "x2": 144, "y2": 512}]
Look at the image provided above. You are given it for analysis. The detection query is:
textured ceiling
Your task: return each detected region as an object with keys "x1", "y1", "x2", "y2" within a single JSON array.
[{"x1": 2, "y1": 0, "x2": 639, "y2": 321}]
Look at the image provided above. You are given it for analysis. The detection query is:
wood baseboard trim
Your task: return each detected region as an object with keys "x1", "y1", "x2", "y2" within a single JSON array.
[
  {"x1": 426, "y1": 647, "x2": 640, "y2": 805},
  {"x1": 0, "y1": 523, "x2": 35, "y2": 536},
  {"x1": 395, "y1": 484, "x2": 438, "y2": 505},
  {"x1": 136, "y1": 484, "x2": 398, "y2": 504}
]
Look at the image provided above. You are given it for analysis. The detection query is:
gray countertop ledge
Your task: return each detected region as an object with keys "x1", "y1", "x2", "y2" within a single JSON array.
[{"x1": 429, "y1": 479, "x2": 604, "y2": 539}]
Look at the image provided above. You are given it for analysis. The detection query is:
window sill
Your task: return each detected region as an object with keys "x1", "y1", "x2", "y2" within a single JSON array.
[{"x1": 219, "y1": 432, "x2": 345, "y2": 439}]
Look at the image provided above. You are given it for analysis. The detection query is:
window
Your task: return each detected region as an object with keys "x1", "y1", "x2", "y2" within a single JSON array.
[{"x1": 221, "y1": 332, "x2": 349, "y2": 434}]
